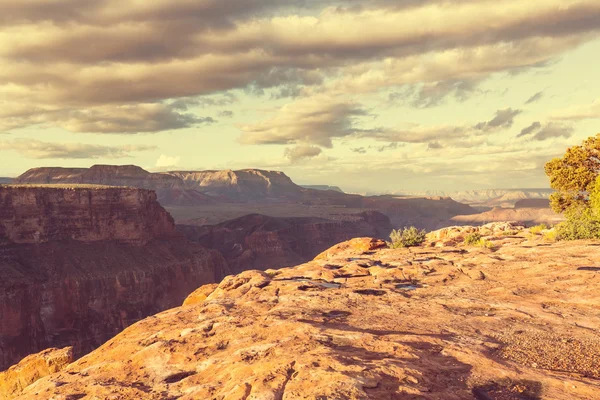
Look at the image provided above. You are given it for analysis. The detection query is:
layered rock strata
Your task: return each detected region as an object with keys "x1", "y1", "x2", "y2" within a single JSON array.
[{"x1": 0, "y1": 186, "x2": 229, "y2": 371}]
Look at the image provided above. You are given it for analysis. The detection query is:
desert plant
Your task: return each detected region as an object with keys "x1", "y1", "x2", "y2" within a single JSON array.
[
  {"x1": 463, "y1": 232, "x2": 482, "y2": 246},
  {"x1": 475, "y1": 238, "x2": 496, "y2": 249},
  {"x1": 502, "y1": 230, "x2": 519, "y2": 236},
  {"x1": 529, "y1": 223, "x2": 549, "y2": 235},
  {"x1": 543, "y1": 230, "x2": 558, "y2": 242},
  {"x1": 388, "y1": 227, "x2": 426, "y2": 248},
  {"x1": 545, "y1": 134, "x2": 600, "y2": 213}
]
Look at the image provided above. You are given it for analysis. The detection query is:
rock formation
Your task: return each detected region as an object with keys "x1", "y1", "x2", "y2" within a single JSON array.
[
  {"x1": 168, "y1": 169, "x2": 303, "y2": 202},
  {"x1": 15, "y1": 165, "x2": 213, "y2": 206},
  {"x1": 14, "y1": 233, "x2": 600, "y2": 399},
  {"x1": 0, "y1": 186, "x2": 229, "y2": 371},
  {"x1": 0, "y1": 185, "x2": 174, "y2": 245},
  {"x1": 178, "y1": 211, "x2": 392, "y2": 273},
  {"x1": 300, "y1": 184, "x2": 344, "y2": 193},
  {"x1": 0, "y1": 347, "x2": 72, "y2": 400}
]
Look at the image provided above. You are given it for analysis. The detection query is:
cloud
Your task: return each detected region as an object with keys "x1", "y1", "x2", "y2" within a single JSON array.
[
  {"x1": 550, "y1": 99, "x2": 600, "y2": 121},
  {"x1": 284, "y1": 145, "x2": 322, "y2": 163},
  {"x1": 349, "y1": 108, "x2": 522, "y2": 149},
  {"x1": 238, "y1": 97, "x2": 371, "y2": 147},
  {"x1": 351, "y1": 147, "x2": 367, "y2": 154},
  {"x1": 428, "y1": 141, "x2": 443, "y2": 149},
  {"x1": 517, "y1": 121, "x2": 542, "y2": 137},
  {"x1": 532, "y1": 123, "x2": 574, "y2": 141},
  {"x1": 0, "y1": 103, "x2": 215, "y2": 134},
  {"x1": 218, "y1": 110, "x2": 234, "y2": 118},
  {"x1": 389, "y1": 79, "x2": 483, "y2": 108},
  {"x1": 525, "y1": 91, "x2": 544, "y2": 104},
  {"x1": 474, "y1": 108, "x2": 522, "y2": 131},
  {"x1": 0, "y1": 0, "x2": 599, "y2": 133},
  {"x1": 0, "y1": 139, "x2": 155, "y2": 159},
  {"x1": 155, "y1": 154, "x2": 181, "y2": 168}
]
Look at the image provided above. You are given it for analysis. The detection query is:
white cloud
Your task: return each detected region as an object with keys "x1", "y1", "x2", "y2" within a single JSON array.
[{"x1": 155, "y1": 154, "x2": 181, "y2": 168}]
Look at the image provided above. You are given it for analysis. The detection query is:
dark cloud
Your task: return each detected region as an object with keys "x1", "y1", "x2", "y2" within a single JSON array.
[
  {"x1": 428, "y1": 141, "x2": 443, "y2": 149},
  {"x1": 284, "y1": 145, "x2": 322, "y2": 163},
  {"x1": 525, "y1": 91, "x2": 544, "y2": 104},
  {"x1": 0, "y1": 138, "x2": 155, "y2": 159},
  {"x1": 532, "y1": 123, "x2": 574, "y2": 141},
  {"x1": 517, "y1": 121, "x2": 542, "y2": 137},
  {"x1": 474, "y1": 108, "x2": 521, "y2": 131},
  {"x1": 351, "y1": 147, "x2": 367, "y2": 154}
]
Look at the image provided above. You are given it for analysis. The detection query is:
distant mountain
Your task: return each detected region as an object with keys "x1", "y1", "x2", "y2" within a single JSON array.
[
  {"x1": 388, "y1": 189, "x2": 554, "y2": 207},
  {"x1": 301, "y1": 185, "x2": 344, "y2": 193},
  {"x1": 16, "y1": 165, "x2": 214, "y2": 206},
  {"x1": 0, "y1": 178, "x2": 13, "y2": 184},
  {"x1": 15, "y1": 165, "x2": 478, "y2": 229}
]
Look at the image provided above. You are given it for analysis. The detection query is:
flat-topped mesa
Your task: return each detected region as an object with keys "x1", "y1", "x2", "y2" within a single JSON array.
[
  {"x1": 14, "y1": 165, "x2": 213, "y2": 206},
  {"x1": 168, "y1": 169, "x2": 303, "y2": 201},
  {"x1": 16, "y1": 165, "x2": 183, "y2": 189},
  {"x1": 0, "y1": 186, "x2": 175, "y2": 245}
]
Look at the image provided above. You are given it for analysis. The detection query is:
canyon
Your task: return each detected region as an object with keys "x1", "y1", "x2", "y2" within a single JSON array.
[
  {"x1": 11, "y1": 231, "x2": 600, "y2": 399},
  {"x1": 15, "y1": 165, "x2": 479, "y2": 230},
  {"x1": 178, "y1": 211, "x2": 392, "y2": 273},
  {"x1": 0, "y1": 185, "x2": 229, "y2": 371}
]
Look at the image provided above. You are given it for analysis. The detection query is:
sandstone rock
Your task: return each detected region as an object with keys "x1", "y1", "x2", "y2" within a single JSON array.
[
  {"x1": 16, "y1": 236, "x2": 600, "y2": 399},
  {"x1": 0, "y1": 347, "x2": 72, "y2": 400},
  {"x1": 314, "y1": 237, "x2": 387, "y2": 260},
  {"x1": 183, "y1": 283, "x2": 219, "y2": 306}
]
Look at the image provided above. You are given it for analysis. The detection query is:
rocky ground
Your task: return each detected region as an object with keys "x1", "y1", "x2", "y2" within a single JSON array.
[{"x1": 10, "y1": 226, "x2": 600, "y2": 399}]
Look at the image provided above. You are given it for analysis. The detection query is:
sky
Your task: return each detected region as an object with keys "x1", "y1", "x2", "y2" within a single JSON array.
[{"x1": 0, "y1": 0, "x2": 599, "y2": 193}]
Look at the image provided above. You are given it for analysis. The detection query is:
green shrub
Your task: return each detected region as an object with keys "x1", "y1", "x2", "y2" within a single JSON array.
[
  {"x1": 475, "y1": 238, "x2": 496, "y2": 249},
  {"x1": 543, "y1": 230, "x2": 558, "y2": 242},
  {"x1": 388, "y1": 227, "x2": 426, "y2": 248},
  {"x1": 529, "y1": 223, "x2": 549, "y2": 235},
  {"x1": 463, "y1": 232, "x2": 482, "y2": 246}
]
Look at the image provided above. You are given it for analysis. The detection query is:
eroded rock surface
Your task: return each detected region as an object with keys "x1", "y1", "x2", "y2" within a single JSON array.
[
  {"x1": 0, "y1": 347, "x2": 72, "y2": 400},
  {"x1": 19, "y1": 235, "x2": 600, "y2": 399}
]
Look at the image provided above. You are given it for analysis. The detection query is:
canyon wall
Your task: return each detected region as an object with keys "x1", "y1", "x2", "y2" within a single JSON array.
[
  {"x1": 0, "y1": 186, "x2": 229, "y2": 371},
  {"x1": 0, "y1": 186, "x2": 175, "y2": 245},
  {"x1": 177, "y1": 211, "x2": 392, "y2": 273}
]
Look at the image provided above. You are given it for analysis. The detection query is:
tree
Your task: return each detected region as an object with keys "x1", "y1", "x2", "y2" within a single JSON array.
[{"x1": 544, "y1": 134, "x2": 600, "y2": 213}]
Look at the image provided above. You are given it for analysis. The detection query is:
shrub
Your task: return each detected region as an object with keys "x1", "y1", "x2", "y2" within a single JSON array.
[
  {"x1": 543, "y1": 230, "x2": 558, "y2": 242},
  {"x1": 388, "y1": 227, "x2": 426, "y2": 248},
  {"x1": 475, "y1": 238, "x2": 496, "y2": 249},
  {"x1": 463, "y1": 232, "x2": 482, "y2": 246},
  {"x1": 529, "y1": 224, "x2": 548, "y2": 235},
  {"x1": 555, "y1": 206, "x2": 600, "y2": 240},
  {"x1": 502, "y1": 230, "x2": 519, "y2": 236}
]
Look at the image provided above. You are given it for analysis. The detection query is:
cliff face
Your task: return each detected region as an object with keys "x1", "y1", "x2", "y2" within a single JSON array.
[
  {"x1": 177, "y1": 211, "x2": 392, "y2": 273},
  {"x1": 17, "y1": 235, "x2": 600, "y2": 399},
  {"x1": 0, "y1": 186, "x2": 229, "y2": 371},
  {"x1": 0, "y1": 186, "x2": 175, "y2": 245}
]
